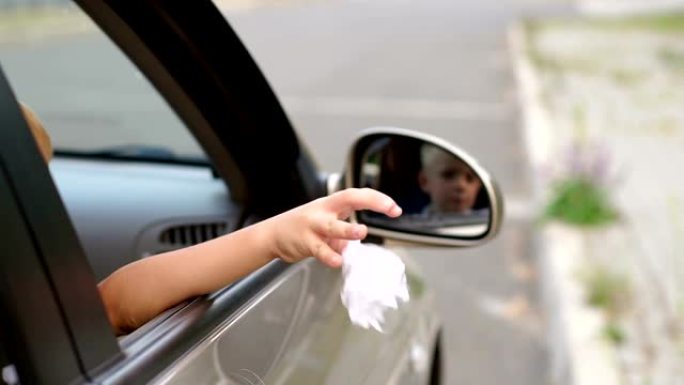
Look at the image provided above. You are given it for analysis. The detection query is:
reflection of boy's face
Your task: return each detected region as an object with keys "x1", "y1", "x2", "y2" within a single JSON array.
[{"x1": 419, "y1": 151, "x2": 482, "y2": 214}]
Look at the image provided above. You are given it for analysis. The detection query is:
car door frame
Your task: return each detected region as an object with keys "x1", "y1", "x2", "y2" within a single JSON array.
[
  {"x1": 0, "y1": 0, "x2": 328, "y2": 384},
  {"x1": 0, "y1": 67, "x2": 119, "y2": 384},
  {"x1": 76, "y1": 0, "x2": 325, "y2": 216}
]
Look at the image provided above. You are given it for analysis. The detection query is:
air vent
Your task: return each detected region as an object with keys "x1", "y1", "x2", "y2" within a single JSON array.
[{"x1": 159, "y1": 222, "x2": 228, "y2": 247}]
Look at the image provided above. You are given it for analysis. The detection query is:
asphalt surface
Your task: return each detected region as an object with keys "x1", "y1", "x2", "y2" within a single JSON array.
[
  {"x1": 0, "y1": 0, "x2": 576, "y2": 383},
  {"x1": 226, "y1": 1, "x2": 551, "y2": 383}
]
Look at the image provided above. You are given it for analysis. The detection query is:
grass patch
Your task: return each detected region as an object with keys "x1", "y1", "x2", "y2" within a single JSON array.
[
  {"x1": 525, "y1": 13, "x2": 684, "y2": 34},
  {"x1": 406, "y1": 271, "x2": 425, "y2": 298},
  {"x1": 659, "y1": 47, "x2": 684, "y2": 72},
  {"x1": 0, "y1": 6, "x2": 94, "y2": 43},
  {"x1": 523, "y1": 20, "x2": 604, "y2": 76},
  {"x1": 579, "y1": 264, "x2": 632, "y2": 318},
  {"x1": 600, "y1": 13, "x2": 684, "y2": 33},
  {"x1": 544, "y1": 177, "x2": 619, "y2": 227},
  {"x1": 0, "y1": 7, "x2": 78, "y2": 28},
  {"x1": 578, "y1": 264, "x2": 632, "y2": 346},
  {"x1": 612, "y1": 69, "x2": 646, "y2": 87},
  {"x1": 603, "y1": 322, "x2": 627, "y2": 346}
]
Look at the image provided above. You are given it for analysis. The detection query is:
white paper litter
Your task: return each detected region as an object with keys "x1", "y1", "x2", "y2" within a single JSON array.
[{"x1": 340, "y1": 240, "x2": 410, "y2": 332}]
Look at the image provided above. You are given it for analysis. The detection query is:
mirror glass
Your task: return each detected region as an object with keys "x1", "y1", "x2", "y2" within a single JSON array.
[{"x1": 356, "y1": 136, "x2": 491, "y2": 239}]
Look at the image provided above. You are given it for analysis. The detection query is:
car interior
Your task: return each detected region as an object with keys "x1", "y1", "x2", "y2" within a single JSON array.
[
  {"x1": 4, "y1": 26, "x2": 243, "y2": 283},
  {"x1": 51, "y1": 156, "x2": 238, "y2": 281}
]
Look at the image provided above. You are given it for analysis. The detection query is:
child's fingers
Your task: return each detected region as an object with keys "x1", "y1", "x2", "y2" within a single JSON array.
[
  {"x1": 314, "y1": 218, "x2": 367, "y2": 240},
  {"x1": 329, "y1": 239, "x2": 348, "y2": 255},
  {"x1": 311, "y1": 240, "x2": 343, "y2": 268},
  {"x1": 328, "y1": 188, "x2": 402, "y2": 218}
]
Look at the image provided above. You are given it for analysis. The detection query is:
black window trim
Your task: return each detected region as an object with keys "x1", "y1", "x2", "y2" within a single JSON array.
[
  {"x1": 75, "y1": 0, "x2": 326, "y2": 216},
  {"x1": 0, "y1": 162, "x2": 84, "y2": 385},
  {"x1": 0, "y1": 67, "x2": 119, "y2": 384}
]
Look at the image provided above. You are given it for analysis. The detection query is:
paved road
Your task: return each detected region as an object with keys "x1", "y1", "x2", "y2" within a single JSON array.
[
  {"x1": 0, "y1": 0, "x2": 576, "y2": 383},
  {"x1": 226, "y1": 1, "x2": 552, "y2": 383}
]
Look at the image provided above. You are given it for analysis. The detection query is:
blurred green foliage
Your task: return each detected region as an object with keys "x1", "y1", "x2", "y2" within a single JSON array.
[
  {"x1": 603, "y1": 322, "x2": 627, "y2": 346},
  {"x1": 544, "y1": 177, "x2": 618, "y2": 227},
  {"x1": 525, "y1": 13, "x2": 684, "y2": 34},
  {"x1": 579, "y1": 263, "x2": 632, "y2": 319},
  {"x1": 659, "y1": 47, "x2": 684, "y2": 72},
  {"x1": 406, "y1": 271, "x2": 425, "y2": 298},
  {"x1": 600, "y1": 13, "x2": 684, "y2": 33}
]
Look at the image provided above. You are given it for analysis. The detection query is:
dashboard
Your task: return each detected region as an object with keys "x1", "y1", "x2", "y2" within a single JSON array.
[{"x1": 50, "y1": 157, "x2": 241, "y2": 281}]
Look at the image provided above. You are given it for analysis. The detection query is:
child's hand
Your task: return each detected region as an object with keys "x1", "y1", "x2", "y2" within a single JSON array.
[{"x1": 265, "y1": 188, "x2": 402, "y2": 268}]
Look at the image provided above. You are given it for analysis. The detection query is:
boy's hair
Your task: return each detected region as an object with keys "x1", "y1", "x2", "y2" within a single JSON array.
[
  {"x1": 420, "y1": 144, "x2": 448, "y2": 171},
  {"x1": 20, "y1": 103, "x2": 53, "y2": 162}
]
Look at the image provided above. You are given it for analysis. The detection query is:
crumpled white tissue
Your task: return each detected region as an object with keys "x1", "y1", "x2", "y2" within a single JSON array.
[{"x1": 340, "y1": 240, "x2": 410, "y2": 332}]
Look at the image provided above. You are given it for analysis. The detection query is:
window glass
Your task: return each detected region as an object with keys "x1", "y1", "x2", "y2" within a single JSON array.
[
  {"x1": 0, "y1": 3, "x2": 244, "y2": 342},
  {"x1": 0, "y1": 4, "x2": 204, "y2": 159},
  {"x1": 0, "y1": 4, "x2": 235, "y2": 281}
]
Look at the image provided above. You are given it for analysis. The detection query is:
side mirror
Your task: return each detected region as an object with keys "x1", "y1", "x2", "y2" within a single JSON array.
[{"x1": 344, "y1": 127, "x2": 503, "y2": 247}]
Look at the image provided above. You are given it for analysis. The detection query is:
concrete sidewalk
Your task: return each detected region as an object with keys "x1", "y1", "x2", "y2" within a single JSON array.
[{"x1": 512, "y1": 13, "x2": 684, "y2": 385}]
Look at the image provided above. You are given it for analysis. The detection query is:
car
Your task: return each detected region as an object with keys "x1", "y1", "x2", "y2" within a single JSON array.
[{"x1": 0, "y1": 1, "x2": 503, "y2": 384}]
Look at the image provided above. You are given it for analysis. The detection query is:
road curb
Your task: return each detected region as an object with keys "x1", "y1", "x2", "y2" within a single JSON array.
[
  {"x1": 0, "y1": 6, "x2": 100, "y2": 45},
  {"x1": 507, "y1": 22, "x2": 621, "y2": 385}
]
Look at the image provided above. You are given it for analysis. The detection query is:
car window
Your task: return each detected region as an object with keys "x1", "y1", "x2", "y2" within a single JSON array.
[
  {"x1": 0, "y1": 4, "x2": 245, "y2": 331},
  {"x1": 0, "y1": 4, "x2": 313, "y2": 383},
  {"x1": 0, "y1": 4, "x2": 204, "y2": 160},
  {"x1": 0, "y1": 4, "x2": 240, "y2": 278}
]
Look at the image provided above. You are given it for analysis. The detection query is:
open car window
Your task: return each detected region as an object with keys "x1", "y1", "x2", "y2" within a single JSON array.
[
  {"x1": 0, "y1": 5, "x2": 241, "y2": 283},
  {"x1": 0, "y1": 1, "x2": 320, "y2": 382}
]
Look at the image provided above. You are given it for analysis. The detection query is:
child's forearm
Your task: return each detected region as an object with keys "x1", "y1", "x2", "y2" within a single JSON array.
[
  {"x1": 97, "y1": 189, "x2": 400, "y2": 336},
  {"x1": 98, "y1": 221, "x2": 276, "y2": 336}
]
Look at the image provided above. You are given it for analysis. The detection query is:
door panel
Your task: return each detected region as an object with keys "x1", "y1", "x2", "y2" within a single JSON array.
[
  {"x1": 268, "y1": 254, "x2": 436, "y2": 385},
  {"x1": 150, "y1": 259, "x2": 388, "y2": 385},
  {"x1": 152, "y1": 265, "x2": 309, "y2": 385},
  {"x1": 149, "y1": 254, "x2": 433, "y2": 385},
  {"x1": 265, "y1": 258, "x2": 418, "y2": 385},
  {"x1": 264, "y1": 262, "x2": 379, "y2": 385}
]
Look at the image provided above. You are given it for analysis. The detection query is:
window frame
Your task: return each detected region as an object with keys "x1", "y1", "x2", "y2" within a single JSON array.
[
  {"x1": 0, "y1": 67, "x2": 118, "y2": 384},
  {"x1": 1, "y1": 0, "x2": 328, "y2": 383},
  {"x1": 75, "y1": 0, "x2": 325, "y2": 217}
]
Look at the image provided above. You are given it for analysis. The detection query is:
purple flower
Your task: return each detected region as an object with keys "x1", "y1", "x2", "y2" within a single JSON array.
[{"x1": 553, "y1": 139, "x2": 616, "y2": 188}]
